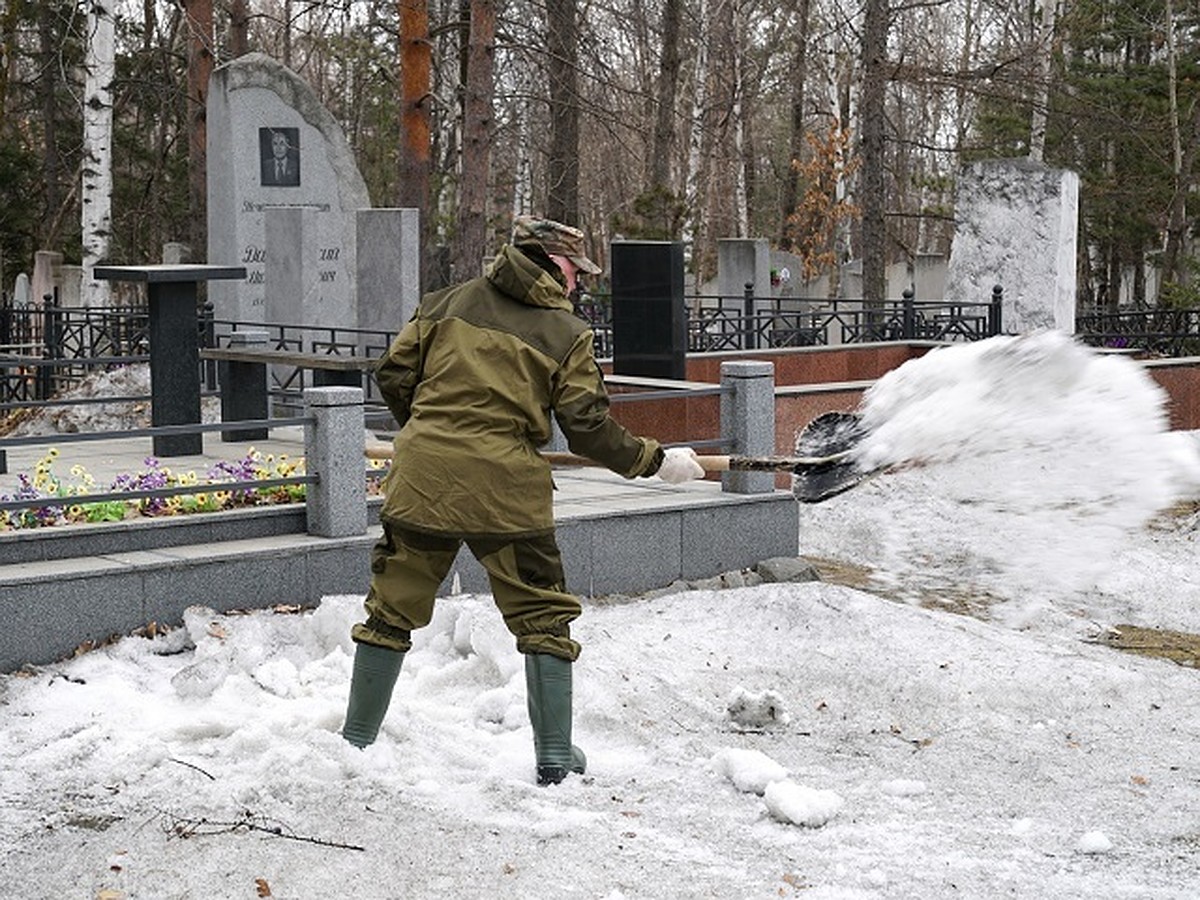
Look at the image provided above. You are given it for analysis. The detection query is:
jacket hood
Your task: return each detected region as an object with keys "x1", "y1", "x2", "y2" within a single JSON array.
[{"x1": 486, "y1": 244, "x2": 574, "y2": 313}]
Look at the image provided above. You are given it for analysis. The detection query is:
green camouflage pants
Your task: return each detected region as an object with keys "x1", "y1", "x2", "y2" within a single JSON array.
[{"x1": 352, "y1": 522, "x2": 582, "y2": 661}]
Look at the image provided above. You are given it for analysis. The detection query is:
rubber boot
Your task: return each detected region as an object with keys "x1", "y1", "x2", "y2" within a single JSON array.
[
  {"x1": 525, "y1": 652, "x2": 587, "y2": 785},
  {"x1": 342, "y1": 642, "x2": 405, "y2": 748}
]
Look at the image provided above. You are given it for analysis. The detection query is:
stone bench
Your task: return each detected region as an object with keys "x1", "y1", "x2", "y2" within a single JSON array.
[{"x1": 200, "y1": 342, "x2": 377, "y2": 441}]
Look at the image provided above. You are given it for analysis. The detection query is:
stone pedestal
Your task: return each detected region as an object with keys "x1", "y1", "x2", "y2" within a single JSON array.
[
  {"x1": 94, "y1": 265, "x2": 246, "y2": 456},
  {"x1": 357, "y1": 208, "x2": 421, "y2": 340},
  {"x1": 718, "y1": 239, "x2": 772, "y2": 302},
  {"x1": 220, "y1": 329, "x2": 271, "y2": 441},
  {"x1": 31, "y1": 251, "x2": 62, "y2": 306}
]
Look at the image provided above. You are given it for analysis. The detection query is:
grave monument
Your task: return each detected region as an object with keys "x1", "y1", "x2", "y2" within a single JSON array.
[
  {"x1": 944, "y1": 158, "x2": 1078, "y2": 333},
  {"x1": 206, "y1": 53, "x2": 371, "y2": 326},
  {"x1": 611, "y1": 241, "x2": 687, "y2": 380}
]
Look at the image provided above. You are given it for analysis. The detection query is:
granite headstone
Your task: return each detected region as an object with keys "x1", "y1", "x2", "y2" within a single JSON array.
[
  {"x1": 13, "y1": 273, "x2": 30, "y2": 307},
  {"x1": 206, "y1": 53, "x2": 371, "y2": 325},
  {"x1": 357, "y1": 208, "x2": 422, "y2": 340}
]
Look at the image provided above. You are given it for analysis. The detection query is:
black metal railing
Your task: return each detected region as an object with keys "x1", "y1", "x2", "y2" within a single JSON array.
[
  {"x1": 1075, "y1": 307, "x2": 1200, "y2": 356},
  {"x1": 577, "y1": 285, "x2": 1004, "y2": 357},
  {"x1": 1, "y1": 292, "x2": 151, "y2": 404},
  {"x1": 0, "y1": 418, "x2": 316, "y2": 516},
  {"x1": 10, "y1": 283, "x2": 1200, "y2": 427},
  {"x1": 206, "y1": 312, "x2": 392, "y2": 411}
]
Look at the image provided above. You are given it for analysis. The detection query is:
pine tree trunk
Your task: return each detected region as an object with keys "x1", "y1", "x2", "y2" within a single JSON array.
[
  {"x1": 184, "y1": 0, "x2": 213, "y2": 258},
  {"x1": 650, "y1": 0, "x2": 682, "y2": 191},
  {"x1": 546, "y1": 0, "x2": 579, "y2": 224},
  {"x1": 37, "y1": 5, "x2": 63, "y2": 250},
  {"x1": 398, "y1": 0, "x2": 431, "y2": 286},
  {"x1": 778, "y1": 0, "x2": 811, "y2": 251},
  {"x1": 230, "y1": 0, "x2": 251, "y2": 57},
  {"x1": 452, "y1": 0, "x2": 495, "y2": 282}
]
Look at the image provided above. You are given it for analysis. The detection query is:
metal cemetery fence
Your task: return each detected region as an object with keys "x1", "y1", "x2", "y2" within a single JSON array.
[
  {"x1": 1075, "y1": 307, "x2": 1200, "y2": 356},
  {"x1": 7, "y1": 285, "x2": 1200, "y2": 420},
  {"x1": 0, "y1": 294, "x2": 150, "y2": 404},
  {"x1": 204, "y1": 313, "x2": 393, "y2": 414},
  {"x1": 0, "y1": 294, "x2": 391, "y2": 414},
  {"x1": 577, "y1": 286, "x2": 1004, "y2": 356}
]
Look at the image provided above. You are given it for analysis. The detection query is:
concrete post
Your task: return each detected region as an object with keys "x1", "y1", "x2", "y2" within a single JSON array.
[
  {"x1": 304, "y1": 386, "x2": 367, "y2": 537},
  {"x1": 720, "y1": 360, "x2": 776, "y2": 494}
]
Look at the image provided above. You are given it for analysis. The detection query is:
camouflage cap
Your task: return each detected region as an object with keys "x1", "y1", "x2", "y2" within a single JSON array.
[{"x1": 511, "y1": 215, "x2": 603, "y2": 275}]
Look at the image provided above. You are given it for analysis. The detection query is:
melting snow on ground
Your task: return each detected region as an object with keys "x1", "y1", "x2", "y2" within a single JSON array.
[{"x1": 2, "y1": 333, "x2": 1200, "y2": 898}]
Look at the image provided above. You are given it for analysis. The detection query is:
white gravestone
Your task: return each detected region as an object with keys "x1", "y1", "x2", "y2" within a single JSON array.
[
  {"x1": 13, "y1": 273, "x2": 31, "y2": 307},
  {"x1": 944, "y1": 158, "x2": 1078, "y2": 334},
  {"x1": 206, "y1": 53, "x2": 371, "y2": 325},
  {"x1": 31, "y1": 251, "x2": 62, "y2": 307}
]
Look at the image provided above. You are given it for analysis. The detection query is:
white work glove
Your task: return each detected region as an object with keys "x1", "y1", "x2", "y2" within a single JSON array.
[{"x1": 657, "y1": 447, "x2": 705, "y2": 484}]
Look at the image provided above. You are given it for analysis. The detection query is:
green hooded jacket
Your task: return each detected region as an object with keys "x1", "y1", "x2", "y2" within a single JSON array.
[{"x1": 376, "y1": 243, "x2": 663, "y2": 538}]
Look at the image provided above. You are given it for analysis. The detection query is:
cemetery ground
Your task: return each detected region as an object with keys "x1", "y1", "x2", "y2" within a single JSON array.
[{"x1": 2, "y1": 333, "x2": 1200, "y2": 898}]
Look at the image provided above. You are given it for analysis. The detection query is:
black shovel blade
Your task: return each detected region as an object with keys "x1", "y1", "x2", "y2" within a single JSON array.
[{"x1": 793, "y1": 411, "x2": 872, "y2": 503}]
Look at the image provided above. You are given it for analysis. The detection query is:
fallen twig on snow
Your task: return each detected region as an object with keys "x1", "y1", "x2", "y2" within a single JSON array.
[{"x1": 159, "y1": 809, "x2": 365, "y2": 852}]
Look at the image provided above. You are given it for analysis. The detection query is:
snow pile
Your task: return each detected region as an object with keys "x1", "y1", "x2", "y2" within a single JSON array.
[
  {"x1": 709, "y1": 747, "x2": 787, "y2": 795},
  {"x1": 724, "y1": 685, "x2": 790, "y2": 730},
  {"x1": 763, "y1": 780, "x2": 844, "y2": 828},
  {"x1": 5, "y1": 364, "x2": 219, "y2": 436},
  {"x1": 801, "y1": 332, "x2": 1200, "y2": 622},
  {"x1": 1077, "y1": 830, "x2": 1115, "y2": 855},
  {"x1": 711, "y1": 747, "x2": 843, "y2": 828},
  {"x1": 4, "y1": 330, "x2": 1200, "y2": 897},
  {"x1": 879, "y1": 778, "x2": 927, "y2": 797}
]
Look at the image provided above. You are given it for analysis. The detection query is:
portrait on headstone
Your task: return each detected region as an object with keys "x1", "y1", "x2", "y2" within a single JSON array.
[{"x1": 259, "y1": 127, "x2": 300, "y2": 187}]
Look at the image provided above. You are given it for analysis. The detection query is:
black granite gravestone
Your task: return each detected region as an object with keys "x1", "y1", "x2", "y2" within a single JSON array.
[{"x1": 611, "y1": 241, "x2": 686, "y2": 380}]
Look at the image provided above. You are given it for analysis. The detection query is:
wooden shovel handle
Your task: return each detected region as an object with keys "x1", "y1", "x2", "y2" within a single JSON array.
[
  {"x1": 366, "y1": 446, "x2": 731, "y2": 471},
  {"x1": 365, "y1": 445, "x2": 846, "y2": 472}
]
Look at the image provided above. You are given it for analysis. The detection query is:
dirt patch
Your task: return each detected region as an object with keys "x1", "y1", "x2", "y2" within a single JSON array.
[
  {"x1": 1098, "y1": 624, "x2": 1200, "y2": 668},
  {"x1": 805, "y1": 555, "x2": 1000, "y2": 619},
  {"x1": 806, "y1": 557, "x2": 876, "y2": 592}
]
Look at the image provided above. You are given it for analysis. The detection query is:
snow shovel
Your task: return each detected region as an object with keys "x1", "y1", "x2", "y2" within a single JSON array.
[{"x1": 364, "y1": 411, "x2": 872, "y2": 503}]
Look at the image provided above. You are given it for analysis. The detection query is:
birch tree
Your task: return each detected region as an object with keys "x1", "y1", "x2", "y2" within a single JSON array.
[
  {"x1": 82, "y1": 1, "x2": 115, "y2": 306},
  {"x1": 1028, "y1": 0, "x2": 1058, "y2": 163},
  {"x1": 731, "y1": 0, "x2": 749, "y2": 237}
]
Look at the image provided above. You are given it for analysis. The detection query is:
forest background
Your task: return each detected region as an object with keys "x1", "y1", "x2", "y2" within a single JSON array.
[{"x1": 1, "y1": 0, "x2": 1198, "y2": 308}]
